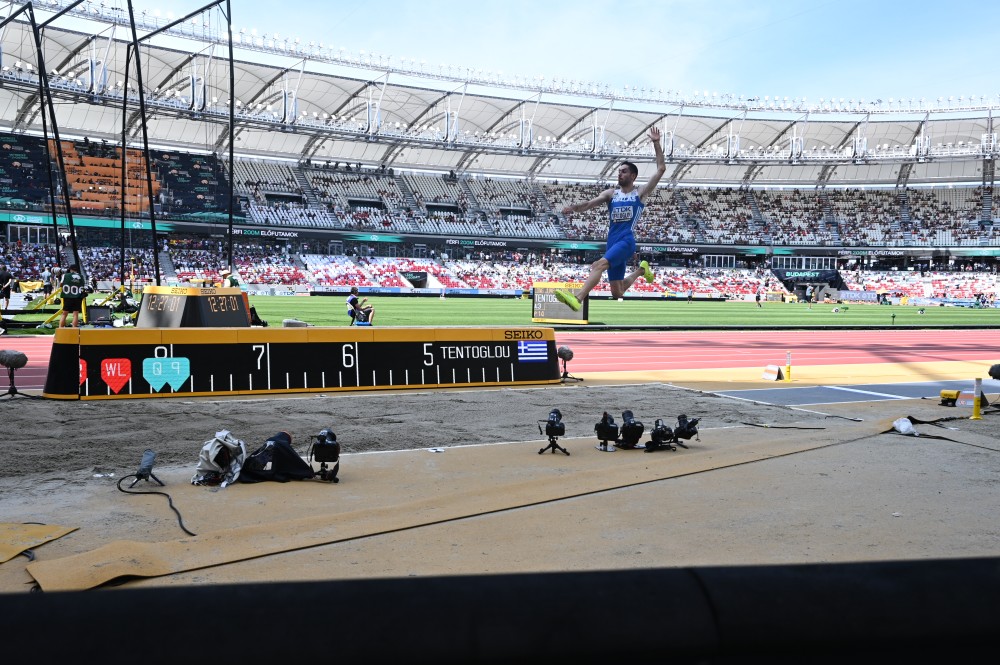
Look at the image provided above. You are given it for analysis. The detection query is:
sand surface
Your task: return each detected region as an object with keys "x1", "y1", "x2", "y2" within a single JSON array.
[
  {"x1": 0, "y1": 382, "x2": 813, "y2": 482},
  {"x1": 2, "y1": 381, "x2": 999, "y2": 593}
]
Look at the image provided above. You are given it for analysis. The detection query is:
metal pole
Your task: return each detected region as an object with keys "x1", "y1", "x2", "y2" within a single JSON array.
[
  {"x1": 126, "y1": 0, "x2": 162, "y2": 286},
  {"x1": 119, "y1": 44, "x2": 132, "y2": 291}
]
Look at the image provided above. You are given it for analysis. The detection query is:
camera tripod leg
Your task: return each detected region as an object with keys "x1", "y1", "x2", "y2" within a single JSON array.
[
  {"x1": 538, "y1": 437, "x2": 570, "y2": 455},
  {"x1": 128, "y1": 473, "x2": 164, "y2": 488},
  {"x1": 317, "y1": 461, "x2": 340, "y2": 482}
]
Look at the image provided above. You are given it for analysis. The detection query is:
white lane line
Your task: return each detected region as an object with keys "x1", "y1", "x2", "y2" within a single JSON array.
[{"x1": 826, "y1": 386, "x2": 911, "y2": 399}]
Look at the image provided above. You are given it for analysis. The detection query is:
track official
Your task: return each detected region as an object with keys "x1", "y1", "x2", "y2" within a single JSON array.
[{"x1": 59, "y1": 264, "x2": 86, "y2": 328}]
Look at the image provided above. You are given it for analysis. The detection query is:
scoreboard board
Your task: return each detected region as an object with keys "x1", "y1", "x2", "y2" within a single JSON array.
[
  {"x1": 43, "y1": 327, "x2": 561, "y2": 400},
  {"x1": 531, "y1": 281, "x2": 589, "y2": 324}
]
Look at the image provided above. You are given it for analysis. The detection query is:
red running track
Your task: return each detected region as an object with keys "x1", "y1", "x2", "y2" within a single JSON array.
[
  {"x1": 0, "y1": 336, "x2": 55, "y2": 392},
  {"x1": 4, "y1": 329, "x2": 998, "y2": 392},
  {"x1": 554, "y1": 329, "x2": 1000, "y2": 373}
]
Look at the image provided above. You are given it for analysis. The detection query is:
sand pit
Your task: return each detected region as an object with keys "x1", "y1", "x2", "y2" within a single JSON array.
[{"x1": 2, "y1": 381, "x2": 999, "y2": 594}]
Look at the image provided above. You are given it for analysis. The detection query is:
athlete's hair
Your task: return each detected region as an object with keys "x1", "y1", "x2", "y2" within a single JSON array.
[{"x1": 620, "y1": 161, "x2": 638, "y2": 177}]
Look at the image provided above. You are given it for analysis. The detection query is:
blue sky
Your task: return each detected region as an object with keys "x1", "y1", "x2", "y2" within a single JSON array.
[{"x1": 114, "y1": 0, "x2": 1000, "y2": 103}]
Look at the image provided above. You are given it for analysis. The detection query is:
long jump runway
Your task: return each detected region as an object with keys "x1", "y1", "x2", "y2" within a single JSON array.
[
  {"x1": 555, "y1": 329, "x2": 1000, "y2": 404},
  {"x1": 716, "y1": 379, "x2": 1000, "y2": 407},
  {"x1": 556, "y1": 329, "x2": 1000, "y2": 373}
]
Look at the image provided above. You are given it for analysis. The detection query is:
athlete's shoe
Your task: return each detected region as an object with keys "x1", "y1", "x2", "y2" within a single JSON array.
[
  {"x1": 639, "y1": 260, "x2": 655, "y2": 284},
  {"x1": 554, "y1": 289, "x2": 581, "y2": 312}
]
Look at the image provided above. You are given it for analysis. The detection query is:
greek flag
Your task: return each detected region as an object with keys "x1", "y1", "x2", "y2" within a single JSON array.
[{"x1": 517, "y1": 341, "x2": 547, "y2": 363}]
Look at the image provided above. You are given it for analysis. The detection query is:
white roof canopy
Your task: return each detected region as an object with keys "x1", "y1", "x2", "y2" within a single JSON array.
[{"x1": 0, "y1": 8, "x2": 995, "y2": 187}]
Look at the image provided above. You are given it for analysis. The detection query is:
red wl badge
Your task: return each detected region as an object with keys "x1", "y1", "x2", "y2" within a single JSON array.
[{"x1": 101, "y1": 358, "x2": 132, "y2": 394}]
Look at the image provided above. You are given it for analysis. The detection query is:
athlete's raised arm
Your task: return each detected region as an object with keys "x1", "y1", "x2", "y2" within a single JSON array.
[
  {"x1": 562, "y1": 187, "x2": 614, "y2": 216},
  {"x1": 637, "y1": 127, "x2": 666, "y2": 201}
]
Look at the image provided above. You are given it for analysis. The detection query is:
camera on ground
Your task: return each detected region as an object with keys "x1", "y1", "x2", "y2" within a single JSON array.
[
  {"x1": 309, "y1": 427, "x2": 341, "y2": 482},
  {"x1": 545, "y1": 408, "x2": 565, "y2": 437},
  {"x1": 618, "y1": 410, "x2": 644, "y2": 449},
  {"x1": 595, "y1": 412, "x2": 619, "y2": 448}
]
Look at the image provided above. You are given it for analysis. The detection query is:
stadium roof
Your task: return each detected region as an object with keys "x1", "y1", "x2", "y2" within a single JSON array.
[{"x1": 1, "y1": 2, "x2": 996, "y2": 188}]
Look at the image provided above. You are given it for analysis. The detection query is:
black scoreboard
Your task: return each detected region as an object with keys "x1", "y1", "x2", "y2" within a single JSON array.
[
  {"x1": 531, "y1": 281, "x2": 589, "y2": 324},
  {"x1": 43, "y1": 327, "x2": 561, "y2": 400},
  {"x1": 136, "y1": 286, "x2": 250, "y2": 328}
]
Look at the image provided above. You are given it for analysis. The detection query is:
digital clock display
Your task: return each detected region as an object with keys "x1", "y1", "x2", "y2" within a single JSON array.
[
  {"x1": 136, "y1": 286, "x2": 249, "y2": 328},
  {"x1": 196, "y1": 294, "x2": 253, "y2": 327}
]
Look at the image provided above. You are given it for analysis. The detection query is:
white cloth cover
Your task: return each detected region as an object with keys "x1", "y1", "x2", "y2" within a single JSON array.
[
  {"x1": 191, "y1": 430, "x2": 248, "y2": 487},
  {"x1": 892, "y1": 417, "x2": 919, "y2": 437}
]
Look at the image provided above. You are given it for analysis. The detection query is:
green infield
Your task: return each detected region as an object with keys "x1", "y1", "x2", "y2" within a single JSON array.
[
  {"x1": 247, "y1": 295, "x2": 1000, "y2": 328},
  {"x1": 9, "y1": 294, "x2": 1000, "y2": 330}
]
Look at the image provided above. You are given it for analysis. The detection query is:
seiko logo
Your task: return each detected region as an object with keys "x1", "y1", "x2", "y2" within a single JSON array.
[{"x1": 504, "y1": 330, "x2": 543, "y2": 340}]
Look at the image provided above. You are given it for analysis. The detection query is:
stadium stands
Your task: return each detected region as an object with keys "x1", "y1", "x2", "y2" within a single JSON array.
[
  {"x1": 41, "y1": 219, "x2": 999, "y2": 305},
  {"x1": 230, "y1": 159, "x2": 301, "y2": 198},
  {"x1": 464, "y1": 176, "x2": 537, "y2": 214},
  {"x1": 690, "y1": 189, "x2": 757, "y2": 245},
  {"x1": 4, "y1": 131, "x2": 1000, "y2": 249},
  {"x1": 2, "y1": 135, "x2": 1000, "y2": 302},
  {"x1": 841, "y1": 269, "x2": 999, "y2": 299},
  {"x1": 755, "y1": 189, "x2": 827, "y2": 245},
  {"x1": 244, "y1": 201, "x2": 342, "y2": 228},
  {"x1": 60, "y1": 139, "x2": 159, "y2": 215},
  {"x1": 402, "y1": 173, "x2": 470, "y2": 212},
  {"x1": 232, "y1": 245, "x2": 306, "y2": 285},
  {"x1": 0, "y1": 240, "x2": 60, "y2": 280},
  {"x1": 301, "y1": 254, "x2": 375, "y2": 287},
  {"x1": 305, "y1": 167, "x2": 406, "y2": 211},
  {"x1": 79, "y1": 246, "x2": 159, "y2": 283}
]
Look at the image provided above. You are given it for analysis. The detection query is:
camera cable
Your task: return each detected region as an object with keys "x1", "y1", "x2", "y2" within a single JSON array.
[
  {"x1": 741, "y1": 422, "x2": 827, "y2": 430},
  {"x1": 116, "y1": 475, "x2": 197, "y2": 537}
]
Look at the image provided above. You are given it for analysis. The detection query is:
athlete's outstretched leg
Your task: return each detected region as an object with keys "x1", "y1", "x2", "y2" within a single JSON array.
[{"x1": 555, "y1": 257, "x2": 608, "y2": 312}]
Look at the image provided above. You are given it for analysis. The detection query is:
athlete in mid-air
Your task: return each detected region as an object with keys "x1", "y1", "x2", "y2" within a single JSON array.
[{"x1": 555, "y1": 126, "x2": 666, "y2": 311}]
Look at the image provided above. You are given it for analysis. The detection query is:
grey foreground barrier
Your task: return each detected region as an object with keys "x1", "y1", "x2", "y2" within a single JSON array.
[{"x1": 3, "y1": 557, "x2": 998, "y2": 663}]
